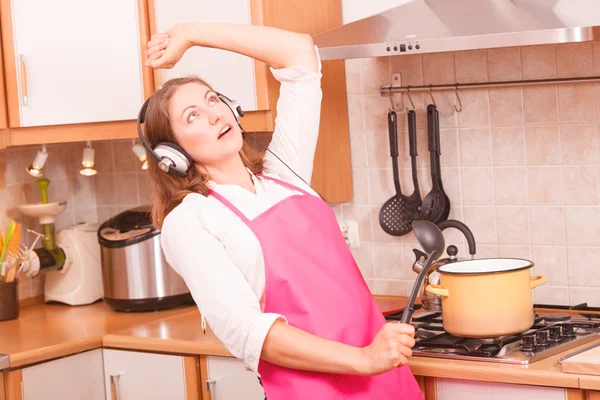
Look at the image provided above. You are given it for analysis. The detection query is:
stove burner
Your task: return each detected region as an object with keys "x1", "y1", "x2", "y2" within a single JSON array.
[
  {"x1": 542, "y1": 313, "x2": 571, "y2": 322},
  {"x1": 480, "y1": 338, "x2": 501, "y2": 345}
]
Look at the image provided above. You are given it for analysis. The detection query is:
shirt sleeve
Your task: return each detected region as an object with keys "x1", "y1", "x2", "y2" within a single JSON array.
[
  {"x1": 262, "y1": 45, "x2": 323, "y2": 185},
  {"x1": 160, "y1": 202, "x2": 286, "y2": 374}
]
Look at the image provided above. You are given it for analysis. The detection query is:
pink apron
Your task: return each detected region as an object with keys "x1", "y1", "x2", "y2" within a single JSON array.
[{"x1": 209, "y1": 174, "x2": 423, "y2": 400}]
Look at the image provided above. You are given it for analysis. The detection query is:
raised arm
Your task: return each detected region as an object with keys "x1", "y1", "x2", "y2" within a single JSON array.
[{"x1": 145, "y1": 23, "x2": 318, "y2": 73}]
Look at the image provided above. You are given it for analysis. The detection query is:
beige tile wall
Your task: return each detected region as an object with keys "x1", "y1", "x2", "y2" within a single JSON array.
[
  {"x1": 94, "y1": 139, "x2": 153, "y2": 222},
  {"x1": 341, "y1": 42, "x2": 600, "y2": 306},
  {"x1": 0, "y1": 139, "x2": 150, "y2": 299}
]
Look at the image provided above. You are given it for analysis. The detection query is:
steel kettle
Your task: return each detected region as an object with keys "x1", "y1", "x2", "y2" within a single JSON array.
[{"x1": 411, "y1": 219, "x2": 477, "y2": 311}]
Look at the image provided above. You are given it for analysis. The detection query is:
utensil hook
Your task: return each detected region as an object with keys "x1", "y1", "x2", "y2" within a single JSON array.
[
  {"x1": 388, "y1": 92, "x2": 404, "y2": 112},
  {"x1": 405, "y1": 87, "x2": 416, "y2": 110},
  {"x1": 428, "y1": 86, "x2": 437, "y2": 107},
  {"x1": 453, "y1": 84, "x2": 463, "y2": 113}
]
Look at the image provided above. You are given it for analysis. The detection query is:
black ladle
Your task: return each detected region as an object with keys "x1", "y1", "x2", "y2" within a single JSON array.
[{"x1": 401, "y1": 220, "x2": 446, "y2": 324}]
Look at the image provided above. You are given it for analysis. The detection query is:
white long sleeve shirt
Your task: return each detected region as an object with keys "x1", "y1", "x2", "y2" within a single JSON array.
[{"x1": 160, "y1": 47, "x2": 323, "y2": 374}]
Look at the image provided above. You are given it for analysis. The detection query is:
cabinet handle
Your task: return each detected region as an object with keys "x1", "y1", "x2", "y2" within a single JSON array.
[
  {"x1": 206, "y1": 378, "x2": 218, "y2": 400},
  {"x1": 110, "y1": 372, "x2": 123, "y2": 400},
  {"x1": 19, "y1": 54, "x2": 28, "y2": 106}
]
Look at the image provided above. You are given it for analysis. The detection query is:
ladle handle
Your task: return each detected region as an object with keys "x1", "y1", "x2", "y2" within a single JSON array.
[
  {"x1": 401, "y1": 306, "x2": 416, "y2": 324},
  {"x1": 400, "y1": 249, "x2": 439, "y2": 324}
]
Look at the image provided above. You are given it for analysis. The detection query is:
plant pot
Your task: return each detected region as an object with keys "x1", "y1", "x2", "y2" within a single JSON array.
[
  {"x1": 0, "y1": 279, "x2": 19, "y2": 322},
  {"x1": 425, "y1": 258, "x2": 546, "y2": 338}
]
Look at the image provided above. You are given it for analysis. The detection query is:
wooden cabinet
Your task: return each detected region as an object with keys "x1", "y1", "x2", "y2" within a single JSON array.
[
  {"x1": 3, "y1": 349, "x2": 105, "y2": 400},
  {"x1": 200, "y1": 356, "x2": 265, "y2": 400},
  {"x1": 149, "y1": 0, "x2": 264, "y2": 113},
  {"x1": 102, "y1": 349, "x2": 200, "y2": 400},
  {"x1": 0, "y1": 0, "x2": 148, "y2": 128},
  {"x1": 428, "y1": 378, "x2": 582, "y2": 400},
  {"x1": 259, "y1": 0, "x2": 353, "y2": 203}
]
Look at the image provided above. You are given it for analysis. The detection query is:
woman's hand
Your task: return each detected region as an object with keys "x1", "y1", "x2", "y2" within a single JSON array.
[
  {"x1": 145, "y1": 24, "x2": 192, "y2": 69},
  {"x1": 145, "y1": 22, "x2": 317, "y2": 72},
  {"x1": 359, "y1": 322, "x2": 416, "y2": 375}
]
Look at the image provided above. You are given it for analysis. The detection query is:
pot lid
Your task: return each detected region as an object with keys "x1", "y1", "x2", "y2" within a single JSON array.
[
  {"x1": 437, "y1": 258, "x2": 534, "y2": 274},
  {"x1": 98, "y1": 204, "x2": 157, "y2": 245}
]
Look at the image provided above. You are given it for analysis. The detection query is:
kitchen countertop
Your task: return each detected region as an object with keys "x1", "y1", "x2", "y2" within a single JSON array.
[
  {"x1": 3, "y1": 296, "x2": 600, "y2": 390},
  {"x1": 103, "y1": 303, "x2": 600, "y2": 390},
  {"x1": 0, "y1": 300, "x2": 192, "y2": 368}
]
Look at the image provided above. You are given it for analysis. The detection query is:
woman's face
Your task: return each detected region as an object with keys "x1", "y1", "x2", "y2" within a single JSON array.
[{"x1": 168, "y1": 82, "x2": 243, "y2": 167}]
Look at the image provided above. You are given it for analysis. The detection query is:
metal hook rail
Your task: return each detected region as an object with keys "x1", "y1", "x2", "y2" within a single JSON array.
[{"x1": 381, "y1": 75, "x2": 600, "y2": 113}]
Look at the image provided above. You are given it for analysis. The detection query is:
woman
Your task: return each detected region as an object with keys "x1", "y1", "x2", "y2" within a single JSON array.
[{"x1": 142, "y1": 22, "x2": 423, "y2": 399}]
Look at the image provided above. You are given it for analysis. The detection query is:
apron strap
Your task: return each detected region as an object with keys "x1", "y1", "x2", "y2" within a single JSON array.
[
  {"x1": 208, "y1": 189, "x2": 251, "y2": 225},
  {"x1": 258, "y1": 174, "x2": 311, "y2": 196},
  {"x1": 208, "y1": 174, "x2": 309, "y2": 225}
]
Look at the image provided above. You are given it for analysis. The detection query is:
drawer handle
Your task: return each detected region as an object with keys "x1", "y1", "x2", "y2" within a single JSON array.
[
  {"x1": 19, "y1": 54, "x2": 28, "y2": 106},
  {"x1": 110, "y1": 372, "x2": 123, "y2": 400}
]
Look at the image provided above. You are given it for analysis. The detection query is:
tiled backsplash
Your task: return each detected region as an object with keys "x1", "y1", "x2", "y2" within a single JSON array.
[
  {"x1": 0, "y1": 140, "x2": 149, "y2": 299},
  {"x1": 341, "y1": 42, "x2": 600, "y2": 306}
]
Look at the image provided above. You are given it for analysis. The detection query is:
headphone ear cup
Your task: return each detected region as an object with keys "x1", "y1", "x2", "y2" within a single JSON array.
[
  {"x1": 217, "y1": 92, "x2": 244, "y2": 125},
  {"x1": 154, "y1": 142, "x2": 193, "y2": 176}
]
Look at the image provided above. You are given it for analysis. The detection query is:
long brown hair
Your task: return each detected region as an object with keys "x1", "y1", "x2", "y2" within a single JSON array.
[{"x1": 142, "y1": 76, "x2": 264, "y2": 228}]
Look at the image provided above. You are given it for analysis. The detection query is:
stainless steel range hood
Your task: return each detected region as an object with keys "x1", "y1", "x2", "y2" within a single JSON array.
[{"x1": 313, "y1": 0, "x2": 600, "y2": 60}]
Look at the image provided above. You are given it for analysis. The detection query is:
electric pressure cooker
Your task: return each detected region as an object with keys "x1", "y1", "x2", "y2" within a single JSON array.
[{"x1": 97, "y1": 204, "x2": 194, "y2": 312}]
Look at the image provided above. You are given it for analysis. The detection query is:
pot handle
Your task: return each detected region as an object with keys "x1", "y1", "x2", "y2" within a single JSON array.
[
  {"x1": 530, "y1": 275, "x2": 547, "y2": 289},
  {"x1": 425, "y1": 284, "x2": 449, "y2": 297}
]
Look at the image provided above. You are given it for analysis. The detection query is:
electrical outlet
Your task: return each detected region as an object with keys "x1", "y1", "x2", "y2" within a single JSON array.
[{"x1": 338, "y1": 219, "x2": 360, "y2": 248}]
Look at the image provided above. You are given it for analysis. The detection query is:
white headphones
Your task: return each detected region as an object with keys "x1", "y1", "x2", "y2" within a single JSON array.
[{"x1": 137, "y1": 92, "x2": 244, "y2": 177}]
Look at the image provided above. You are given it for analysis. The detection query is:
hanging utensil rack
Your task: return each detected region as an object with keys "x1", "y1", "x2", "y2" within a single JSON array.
[{"x1": 381, "y1": 75, "x2": 600, "y2": 113}]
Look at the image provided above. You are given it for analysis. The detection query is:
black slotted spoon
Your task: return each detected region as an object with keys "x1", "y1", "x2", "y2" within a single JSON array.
[
  {"x1": 419, "y1": 104, "x2": 451, "y2": 224},
  {"x1": 379, "y1": 110, "x2": 420, "y2": 236}
]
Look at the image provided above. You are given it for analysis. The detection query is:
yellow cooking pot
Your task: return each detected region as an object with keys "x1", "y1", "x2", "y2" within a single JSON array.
[{"x1": 425, "y1": 258, "x2": 546, "y2": 338}]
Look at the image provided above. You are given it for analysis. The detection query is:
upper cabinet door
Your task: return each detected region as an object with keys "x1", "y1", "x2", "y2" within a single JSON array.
[
  {"x1": 2, "y1": 0, "x2": 145, "y2": 127},
  {"x1": 151, "y1": 0, "x2": 260, "y2": 112}
]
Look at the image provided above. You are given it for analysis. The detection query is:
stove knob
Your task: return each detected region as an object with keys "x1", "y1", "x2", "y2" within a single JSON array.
[
  {"x1": 520, "y1": 334, "x2": 537, "y2": 351},
  {"x1": 535, "y1": 330, "x2": 549, "y2": 347},
  {"x1": 563, "y1": 324, "x2": 576, "y2": 337},
  {"x1": 549, "y1": 325, "x2": 563, "y2": 342}
]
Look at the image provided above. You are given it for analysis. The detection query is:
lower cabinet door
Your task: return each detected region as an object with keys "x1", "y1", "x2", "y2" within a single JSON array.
[
  {"x1": 22, "y1": 349, "x2": 105, "y2": 400},
  {"x1": 206, "y1": 356, "x2": 265, "y2": 400},
  {"x1": 102, "y1": 349, "x2": 188, "y2": 400},
  {"x1": 435, "y1": 378, "x2": 569, "y2": 400}
]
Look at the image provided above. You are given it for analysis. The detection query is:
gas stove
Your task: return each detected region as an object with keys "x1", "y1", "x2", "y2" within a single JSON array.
[{"x1": 384, "y1": 305, "x2": 600, "y2": 365}]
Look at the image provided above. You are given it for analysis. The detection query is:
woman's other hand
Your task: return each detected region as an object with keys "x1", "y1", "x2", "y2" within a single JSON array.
[
  {"x1": 145, "y1": 24, "x2": 192, "y2": 69},
  {"x1": 359, "y1": 322, "x2": 416, "y2": 375}
]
